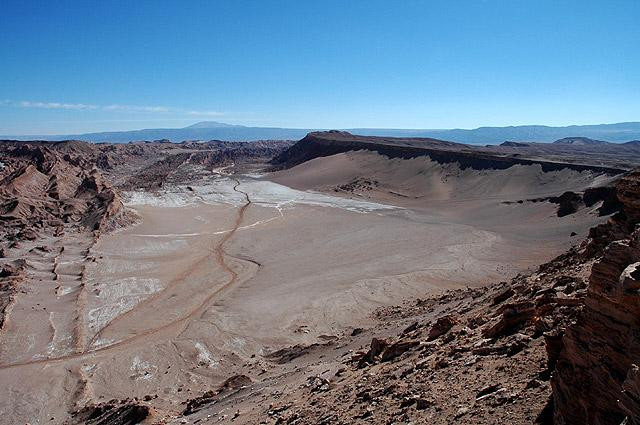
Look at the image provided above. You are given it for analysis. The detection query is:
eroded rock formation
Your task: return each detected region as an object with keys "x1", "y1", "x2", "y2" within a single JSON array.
[
  {"x1": 551, "y1": 171, "x2": 640, "y2": 424},
  {"x1": 0, "y1": 144, "x2": 124, "y2": 235}
]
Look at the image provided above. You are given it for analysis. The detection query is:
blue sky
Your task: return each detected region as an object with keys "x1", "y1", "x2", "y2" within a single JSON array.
[{"x1": 1, "y1": 0, "x2": 639, "y2": 135}]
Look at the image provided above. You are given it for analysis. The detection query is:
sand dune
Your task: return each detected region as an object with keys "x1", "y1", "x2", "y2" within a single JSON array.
[{"x1": 271, "y1": 150, "x2": 616, "y2": 203}]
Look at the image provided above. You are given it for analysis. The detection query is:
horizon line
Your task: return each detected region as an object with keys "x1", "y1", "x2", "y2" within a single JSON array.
[{"x1": 3, "y1": 120, "x2": 640, "y2": 137}]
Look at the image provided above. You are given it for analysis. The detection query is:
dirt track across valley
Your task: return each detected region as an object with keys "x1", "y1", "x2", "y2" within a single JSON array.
[{"x1": 0, "y1": 178, "x2": 253, "y2": 371}]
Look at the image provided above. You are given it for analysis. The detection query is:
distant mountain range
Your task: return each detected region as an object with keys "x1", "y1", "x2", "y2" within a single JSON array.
[{"x1": 3, "y1": 121, "x2": 640, "y2": 144}]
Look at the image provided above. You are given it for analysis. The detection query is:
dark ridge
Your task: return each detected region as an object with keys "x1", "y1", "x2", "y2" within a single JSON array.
[
  {"x1": 67, "y1": 400, "x2": 150, "y2": 425},
  {"x1": 272, "y1": 131, "x2": 626, "y2": 175},
  {"x1": 552, "y1": 137, "x2": 608, "y2": 145},
  {"x1": 500, "y1": 141, "x2": 530, "y2": 147}
]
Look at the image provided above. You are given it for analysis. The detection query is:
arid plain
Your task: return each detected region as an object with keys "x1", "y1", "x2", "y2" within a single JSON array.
[{"x1": 0, "y1": 134, "x2": 637, "y2": 424}]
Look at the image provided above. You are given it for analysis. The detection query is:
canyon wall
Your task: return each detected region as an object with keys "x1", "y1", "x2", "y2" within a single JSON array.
[{"x1": 552, "y1": 171, "x2": 640, "y2": 424}]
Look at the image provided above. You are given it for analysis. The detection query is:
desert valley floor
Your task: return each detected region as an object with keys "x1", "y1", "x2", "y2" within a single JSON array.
[{"x1": 1, "y1": 134, "x2": 639, "y2": 424}]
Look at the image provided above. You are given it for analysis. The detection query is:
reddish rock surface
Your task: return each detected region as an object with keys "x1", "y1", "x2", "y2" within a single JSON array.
[{"x1": 551, "y1": 171, "x2": 640, "y2": 425}]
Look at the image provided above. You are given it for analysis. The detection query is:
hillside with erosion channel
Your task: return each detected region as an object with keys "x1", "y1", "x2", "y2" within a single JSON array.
[{"x1": 0, "y1": 132, "x2": 639, "y2": 424}]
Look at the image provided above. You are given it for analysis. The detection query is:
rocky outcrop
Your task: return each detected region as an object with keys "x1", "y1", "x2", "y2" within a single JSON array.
[
  {"x1": 0, "y1": 260, "x2": 26, "y2": 330},
  {"x1": 427, "y1": 314, "x2": 457, "y2": 340},
  {"x1": 505, "y1": 185, "x2": 624, "y2": 218},
  {"x1": 73, "y1": 171, "x2": 123, "y2": 230},
  {"x1": 551, "y1": 171, "x2": 640, "y2": 424},
  {"x1": 182, "y1": 374, "x2": 252, "y2": 415},
  {"x1": 617, "y1": 171, "x2": 640, "y2": 223},
  {"x1": 66, "y1": 399, "x2": 150, "y2": 425},
  {"x1": 584, "y1": 186, "x2": 623, "y2": 216},
  {"x1": 551, "y1": 230, "x2": 640, "y2": 424},
  {"x1": 0, "y1": 144, "x2": 124, "y2": 235},
  {"x1": 548, "y1": 191, "x2": 583, "y2": 217},
  {"x1": 583, "y1": 172, "x2": 640, "y2": 257}
]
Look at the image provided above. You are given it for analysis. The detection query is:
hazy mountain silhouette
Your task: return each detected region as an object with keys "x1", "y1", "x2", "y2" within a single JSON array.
[{"x1": 3, "y1": 121, "x2": 640, "y2": 144}]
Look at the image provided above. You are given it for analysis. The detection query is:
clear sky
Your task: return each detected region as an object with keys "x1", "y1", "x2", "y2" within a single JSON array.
[{"x1": 1, "y1": 0, "x2": 639, "y2": 135}]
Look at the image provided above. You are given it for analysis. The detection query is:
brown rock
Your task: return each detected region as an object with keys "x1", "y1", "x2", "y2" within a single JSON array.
[
  {"x1": 415, "y1": 398, "x2": 430, "y2": 410},
  {"x1": 427, "y1": 314, "x2": 457, "y2": 341},
  {"x1": 402, "y1": 321, "x2": 419, "y2": 335},
  {"x1": 551, "y1": 227, "x2": 640, "y2": 424},
  {"x1": 381, "y1": 340, "x2": 420, "y2": 362},
  {"x1": 358, "y1": 338, "x2": 388, "y2": 367},
  {"x1": 482, "y1": 302, "x2": 535, "y2": 339},
  {"x1": 619, "y1": 364, "x2": 640, "y2": 421},
  {"x1": 492, "y1": 286, "x2": 515, "y2": 305}
]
